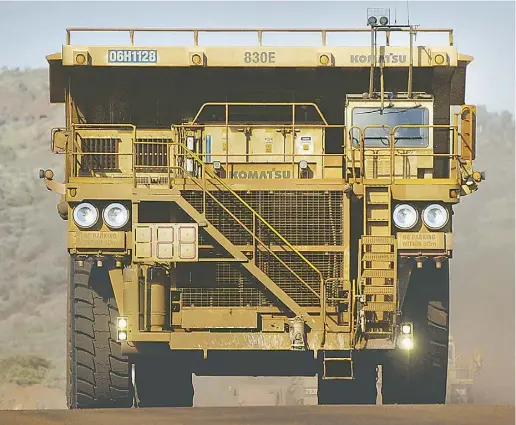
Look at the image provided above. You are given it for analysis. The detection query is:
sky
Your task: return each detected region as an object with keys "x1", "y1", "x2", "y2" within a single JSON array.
[{"x1": 0, "y1": 0, "x2": 514, "y2": 113}]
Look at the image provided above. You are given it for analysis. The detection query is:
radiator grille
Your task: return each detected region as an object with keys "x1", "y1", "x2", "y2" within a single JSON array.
[
  {"x1": 80, "y1": 138, "x2": 118, "y2": 172},
  {"x1": 182, "y1": 191, "x2": 343, "y2": 246},
  {"x1": 180, "y1": 190, "x2": 344, "y2": 307},
  {"x1": 181, "y1": 288, "x2": 270, "y2": 307},
  {"x1": 135, "y1": 138, "x2": 171, "y2": 172},
  {"x1": 179, "y1": 262, "x2": 272, "y2": 307}
]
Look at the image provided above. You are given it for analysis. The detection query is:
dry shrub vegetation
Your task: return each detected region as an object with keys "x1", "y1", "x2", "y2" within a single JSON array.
[{"x1": 0, "y1": 68, "x2": 513, "y2": 406}]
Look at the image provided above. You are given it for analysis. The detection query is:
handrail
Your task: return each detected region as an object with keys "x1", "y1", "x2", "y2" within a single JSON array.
[
  {"x1": 65, "y1": 27, "x2": 454, "y2": 47},
  {"x1": 176, "y1": 159, "x2": 321, "y2": 301},
  {"x1": 190, "y1": 102, "x2": 329, "y2": 126},
  {"x1": 70, "y1": 123, "x2": 136, "y2": 180},
  {"x1": 68, "y1": 123, "x2": 461, "y2": 186},
  {"x1": 172, "y1": 140, "x2": 326, "y2": 320},
  {"x1": 348, "y1": 123, "x2": 459, "y2": 183}
]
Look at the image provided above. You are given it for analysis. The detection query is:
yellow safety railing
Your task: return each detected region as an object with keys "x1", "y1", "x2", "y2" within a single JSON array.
[
  {"x1": 348, "y1": 123, "x2": 462, "y2": 184},
  {"x1": 65, "y1": 27, "x2": 455, "y2": 47},
  {"x1": 68, "y1": 121, "x2": 462, "y2": 187},
  {"x1": 174, "y1": 102, "x2": 346, "y2": 178},
  {"x1": 190, "y1": 102, "x2": 328, "y2": 125},
  {"x1": 68, "y1": 123, "x2": 136, "y2": 181}
]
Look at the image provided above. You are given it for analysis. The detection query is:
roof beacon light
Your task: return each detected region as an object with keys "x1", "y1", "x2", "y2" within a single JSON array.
[
  {"x1": 379, "y1": 16, "x2": 389, "y2": 26},
  {"x1": 367, "y1": 16, "x2": 378, "y2": 26},
  {"x1": 367, "y1": 8, "x2": 390, "y2": 27}
]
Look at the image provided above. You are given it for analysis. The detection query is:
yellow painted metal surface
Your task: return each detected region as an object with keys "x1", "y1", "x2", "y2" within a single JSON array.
[
  {"x1": 181, "y1": 308, "x2": 258, "y2": 329},
  {"x1": 134, "y1": 223, "x2": 198, "y2": 262},
  {"x1": 397, "y1": 232, "x2": 446, "y2": 249},
  {"x1": 74, "y1": 231, "x2": 126, "y2": 249},
  {"x1": 61, "y1": 45, "x2": 460, "y2": 68}
]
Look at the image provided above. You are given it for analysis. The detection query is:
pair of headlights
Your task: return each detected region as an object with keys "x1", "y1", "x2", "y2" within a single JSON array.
[
  {"x1": 399, "y1": 323, "x2": 414, "y2": 350},
  {"x1": 73, "y1": 202, "x2": 129, "y2": 229},
  {"x1": 393, "y1": 204, "x2": 449, "y2": 230}
]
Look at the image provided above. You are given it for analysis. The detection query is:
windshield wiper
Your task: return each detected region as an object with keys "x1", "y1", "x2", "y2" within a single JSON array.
[
  {"x1": 354, "y1": 104, "x2": 422, "y2": 116},
  {"x1": 354, "y1": 108, "x2": 385, "y2": 115},
  {"x1": 381, "y1": 104, "x2": 422, "y2": 115}
]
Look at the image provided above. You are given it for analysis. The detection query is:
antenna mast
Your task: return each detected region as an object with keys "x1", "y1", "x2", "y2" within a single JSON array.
[
  {"x1": 407, "y1": 0, "x2": 414, "y2": 97},
  {"x1": 366, "y1": 9, "x2": 391, "y2": 105}
]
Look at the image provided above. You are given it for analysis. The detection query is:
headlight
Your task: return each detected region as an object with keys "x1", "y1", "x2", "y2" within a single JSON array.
[
  {"x1": 393, "y1": 204, "x2": 418, "y2": 230},
  {"x1": 117, "y1": 317, "x2": 128, "y2": 329},
  {"x1": 401, "y1": 324, "x2": 412, "y2": 334},
  {"x1": 400, "y1": 336, "x2": 413, "y2": 350},
  {"x1": 422, "y1": 204, "x2": 449, "y2": 230},
  {"x1": 103, "y1": 203, "x2": 129, "y2": 229},
  {"x1": 73, "y1": 203, "x2": 99, "y2": 229}
]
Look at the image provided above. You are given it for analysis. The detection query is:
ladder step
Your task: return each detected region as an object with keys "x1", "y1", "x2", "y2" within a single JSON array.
[
  {"x1": 367, "y1": 200, "x2": 390, "y2": 205},
  {"x1": 362, "y1": 269, "x2": 396, "y2": 279},
  {"x1": 363, "y1": 181, "x2": 392, "y2": 187},
  {"x1": 361, "y1": 236, "x2": 396, "y2": 245},
  {"x1": 363, "y1": 286, "x2": 395, "y2": 295},
  {"x1": 363, "y1": 302, "x2": 396, "y2": 312},
  {"x1": 366, "y1": 331, "x2": 394, "y2": 339},
  {"x1": 324, "y1": 357, "x2": 352, "y2": 361},
  {"x1": 362, "y1": 253, "x2": 395, "y2": 262},
  {"x1": 365, "y1": 185, "x2": 390, "y2": 190}
]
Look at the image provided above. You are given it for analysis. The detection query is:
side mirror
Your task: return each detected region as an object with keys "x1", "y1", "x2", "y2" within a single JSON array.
[
  {"x1": 460, "y1": 105, "x2": 476, "y2": 161},
  {"x1": 51, "y1": 128, "x2": 68, "y2": 153}
]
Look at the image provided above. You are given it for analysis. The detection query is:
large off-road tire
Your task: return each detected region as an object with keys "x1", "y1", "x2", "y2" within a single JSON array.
[
  {"x1": 135, "y1": 356, "x2": 194, "y2": 407},
  {"x1": 382, "y1": 262, "x2": 450, "y2": 404},
  {"x1": 67, "y1": 258, "x2": 133, "y2": 409}
]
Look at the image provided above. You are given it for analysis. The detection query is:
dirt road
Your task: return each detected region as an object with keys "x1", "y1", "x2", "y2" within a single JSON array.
[{"x1": 0, "y1": 405, "x2": 513, "y2": 425}]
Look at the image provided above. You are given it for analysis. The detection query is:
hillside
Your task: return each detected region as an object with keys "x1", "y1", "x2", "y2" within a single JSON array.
[{"x1": 0, "y1": 68, "x2": 513, "y2": 407}]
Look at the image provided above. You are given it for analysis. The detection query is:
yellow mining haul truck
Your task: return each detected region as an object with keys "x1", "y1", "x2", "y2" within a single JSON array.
[{"x1": 42, "y1": 13, "x2": 483, "y2": 408}]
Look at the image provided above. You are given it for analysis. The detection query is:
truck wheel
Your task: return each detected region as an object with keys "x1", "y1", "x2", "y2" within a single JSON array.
[
  {"x1": 134, "y1": 357, "x2": 194, "y2": 407},
  {"x1": 382, "y1": 262, "x2": 449, "y2": 404},
  {"x1": 67, "y1": 258, "x2": 133, "y2": 409}
]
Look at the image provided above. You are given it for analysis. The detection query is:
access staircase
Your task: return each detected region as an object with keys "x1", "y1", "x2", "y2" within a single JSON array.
[
  {"x1": 358, "y1": 185, "x2": 398, "y2": 341},
  {"x1": 169, "y1": 141, "x2": 343, "y2": 333}
]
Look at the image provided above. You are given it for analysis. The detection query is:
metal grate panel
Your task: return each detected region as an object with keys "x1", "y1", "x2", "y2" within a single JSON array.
[
  {"x1": 135, "y1": 138, "x2": 171, "y2": 172},
  {"x1": 181, "y1": 288, "x2": 270, "y2": 307},
  {"x1": 80, "y1": 137, "x2": 118, "y2": 172},
  {"x1": 182, "y1": 190, "x2": 343, "y2": 246},
  {"x1": 180, "y1": 190, "x2": 345, "y2": 307},
  {"x1": 179, "y1": 262, "x2": 272, "y2": 307},
  {"x1": 256, "y1": 251, "x2": 343, "y2": 306}
]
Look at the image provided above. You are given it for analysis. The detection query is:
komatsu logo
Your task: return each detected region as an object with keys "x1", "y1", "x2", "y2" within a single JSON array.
[
  {"x1": 231, "y1": 170, "x2": 291, "y2": 179},
  {"x1": 350, "y1": 54, "x2": 407, "y2": 64}
]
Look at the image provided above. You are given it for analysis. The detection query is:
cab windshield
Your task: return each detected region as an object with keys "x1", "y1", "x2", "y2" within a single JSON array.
[{"x1": 351, "y1": 106, "x2": 430, "y2": 148}]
